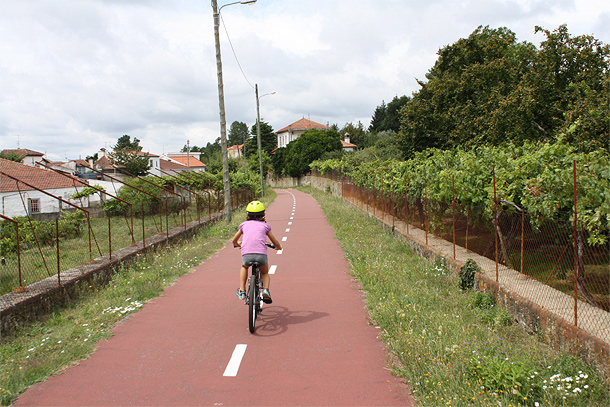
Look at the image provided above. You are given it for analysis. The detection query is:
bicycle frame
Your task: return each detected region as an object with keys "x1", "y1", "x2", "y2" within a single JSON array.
[
  {"x1": 246, "y1": 262, "x2": 263, "y2": 333},
  {"x1": 235, "y1": 243, "x2": 275, "y2": 334}
]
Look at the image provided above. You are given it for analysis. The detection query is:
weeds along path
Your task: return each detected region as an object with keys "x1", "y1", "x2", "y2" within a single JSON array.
[{"x1": 12, "y1": 189, "x2": 413, "y2": 406}]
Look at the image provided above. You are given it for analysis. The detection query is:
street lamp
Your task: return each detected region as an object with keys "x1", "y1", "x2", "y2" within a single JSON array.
[
  {"x1": 211, "y1": 0, "x2": 257, "y2": 223},
  {"x1": 255, "y1": 84, "x2": 275, "y2": 197}
]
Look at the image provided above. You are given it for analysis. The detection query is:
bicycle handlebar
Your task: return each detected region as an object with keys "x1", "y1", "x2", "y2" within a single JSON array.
[{"x1": 233, "y1": 243, "x2": 277, "y2": 249}]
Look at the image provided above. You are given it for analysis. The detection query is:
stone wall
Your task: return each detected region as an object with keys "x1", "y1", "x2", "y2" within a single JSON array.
[{"x1": 266, "y1": 174, "x2": 342, "y2": 197}]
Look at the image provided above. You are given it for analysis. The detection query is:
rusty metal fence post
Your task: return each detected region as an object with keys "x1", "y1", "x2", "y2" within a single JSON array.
[
  {"x1": 452, "y1": 175, "x2": 456, "y2": 259},
  {"x1": 55, "y1": 218, "x2": 61, "y2": 287},
  {"x1": 424, "y1": 177, "x2": 428, "y2": 246},
  {"x1": 493, "y1": 165, "x2": 499, "y2": 282},
  {"x1": 573, "y1": 159, "x2": 578, "y2": 327},
  {"x1": 404, "y1": 175, "x2": 409, "y2": 236},
  {"x1": 1, "y1": 215, "x2": 25, "y2": 293}
]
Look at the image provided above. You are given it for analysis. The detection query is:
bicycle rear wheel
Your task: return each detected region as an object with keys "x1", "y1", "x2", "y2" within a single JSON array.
[{"x1": 248, "y1": 274, "x2": 258, "y2": 333}]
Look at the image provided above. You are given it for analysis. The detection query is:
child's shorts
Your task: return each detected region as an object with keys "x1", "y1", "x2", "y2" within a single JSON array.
[{"x1": 242, "y1": 253, "x2": 268, "y2": 267}]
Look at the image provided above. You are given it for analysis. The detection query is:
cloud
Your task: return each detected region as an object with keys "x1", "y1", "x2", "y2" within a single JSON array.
[{"x1": 1, "y1": 0, "x2": 608, "y2": 161}]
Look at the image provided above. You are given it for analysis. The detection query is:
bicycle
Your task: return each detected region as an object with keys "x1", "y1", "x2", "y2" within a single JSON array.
[{"x1": 237, "y1": 243, "x2": 275, "y2": 333}]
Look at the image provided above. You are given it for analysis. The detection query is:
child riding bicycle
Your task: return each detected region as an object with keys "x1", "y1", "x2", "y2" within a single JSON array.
[{"x1": 232, "y1": 201, "x2": 282, "y2": 303}]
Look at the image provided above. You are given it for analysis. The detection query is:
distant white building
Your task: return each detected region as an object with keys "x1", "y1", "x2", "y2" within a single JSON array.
[
  {"x1": 276, "y1": 118, "x2": 331, "y2": 148},
  {"x1": 161, "y1": 153, "x2": 207, "y2": 173},
  {"x1": 341, "y1": 133, "x2": 358, "y2": 152},
  {"x1": 0, "y1": 157, "x2": 88, "y2": 218},
  {"x1": 227, "y1": 144, "x2": 243, "y2": 159}
]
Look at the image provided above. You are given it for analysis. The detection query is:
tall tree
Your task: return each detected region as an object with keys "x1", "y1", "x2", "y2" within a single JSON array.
[
  {"x1": 369, "y1": 96, "x2": 410, "y2": 134},
  {"x1": 396, "y1": 24, "x2": 609, "y2": 159},
  {"x1": 114, "y1": 135, "x2": 143, "y2": 152},
  {"x1": 397, "y1": 26, "x2": 537, "y2": 157},
  {"x1": 245, "y1": 121, "x2": 276, "y2": 158},
  {"x1": 369, "y1": 101, "x2": 387, "y2": 133},
  {"x1": 228, "y1": 121, "x2": 250, "y2": 148},
  {"x1": 527, "y1": 25, "x2": 610, "y2": 151},
  {"x1": 382, "y1": 96, "x2": 410, "y2": 133},
  {"x1": 283, "y1": 129, "x2": 342, "y2": 177},
  {"x1": 110, "y1": 135, "x2": 149, "y2": 176},
  {"x1": 200, "y1": 140, "x2": 221, "y2": 165},
  {"x1": 271, "y1": 147, "x2": 286, "y2": 176}
]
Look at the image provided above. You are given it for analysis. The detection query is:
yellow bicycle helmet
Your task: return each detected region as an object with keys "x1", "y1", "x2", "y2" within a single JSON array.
[{"x1": 246, "y1": 201, "x2": 265, "y2": 214}]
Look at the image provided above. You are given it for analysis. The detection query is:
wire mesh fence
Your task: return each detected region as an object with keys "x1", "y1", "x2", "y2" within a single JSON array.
[{"x1": 337, "y1": 173, "x2": 609, "y2": 339}]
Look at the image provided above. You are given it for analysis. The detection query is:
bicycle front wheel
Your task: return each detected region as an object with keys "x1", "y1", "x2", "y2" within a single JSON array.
[{"x1": 248, "y1": 274, "x2": 257, "y2": 333}]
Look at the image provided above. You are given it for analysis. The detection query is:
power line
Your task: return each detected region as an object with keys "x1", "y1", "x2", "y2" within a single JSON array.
[{"x1": 220, "y1": 13, "x2": 254, "y2": 89}]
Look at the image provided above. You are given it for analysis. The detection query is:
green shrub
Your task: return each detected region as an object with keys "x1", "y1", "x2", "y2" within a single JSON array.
[
  {"x1": 459, "y1": 258, "x2": 479, "y2": 290},
  {"x1": 0, "y1": 211, "x2": 85, "y2": 255}
]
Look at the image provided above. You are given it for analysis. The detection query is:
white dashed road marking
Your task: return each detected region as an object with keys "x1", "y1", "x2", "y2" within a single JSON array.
[
  {"x1": 285, "y1": 228, "x2": 290, "y2": 232},
  {"x1": 269, "y1": 265, "x2": 277, "y2": 274},
  {"x1": 223, "y1": 344, "x2": 247, "y2": 377},
  {"x1": 282, "y1": 237, "x2": 287, "y2": 242}
]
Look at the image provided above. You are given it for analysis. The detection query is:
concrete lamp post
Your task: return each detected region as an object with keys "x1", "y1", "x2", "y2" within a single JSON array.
[
  {"x1": 255, "y1": 84, "x2": 275, "y2": 197},
  {"x1": 211, "y1": 0, "x2": 257, "y2": 222}
]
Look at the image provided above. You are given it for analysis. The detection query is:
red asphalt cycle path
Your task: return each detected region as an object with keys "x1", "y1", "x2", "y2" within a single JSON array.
[{"x1": 14, "y1": 189, "x2": 413, "y2": 406}]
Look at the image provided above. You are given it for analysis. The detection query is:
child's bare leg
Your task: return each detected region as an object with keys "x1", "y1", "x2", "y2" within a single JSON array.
[
  {"x1": 259, "y1": 265, "x2": 270, "y2": 289},
  {"x1": 240, "y1": 265, "x2": 248, "y2": 292}
]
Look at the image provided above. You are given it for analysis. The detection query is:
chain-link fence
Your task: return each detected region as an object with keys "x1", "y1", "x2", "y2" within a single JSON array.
[{"x1": 334, "y1": 172, "x2": 609, "y2": 340}]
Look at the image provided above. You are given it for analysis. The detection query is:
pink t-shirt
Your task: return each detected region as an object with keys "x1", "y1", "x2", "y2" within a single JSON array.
[{"x1": 239, "y1": 220, "x2": 272, "y2": 255}]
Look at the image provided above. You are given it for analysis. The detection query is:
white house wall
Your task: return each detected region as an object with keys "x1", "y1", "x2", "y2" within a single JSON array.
[
  {"x1": 0, "y1": 187, "x2": 87, "y2": 218},
  {"x1": 91, "y1": 180, "x2": 123, "y2": 201}
]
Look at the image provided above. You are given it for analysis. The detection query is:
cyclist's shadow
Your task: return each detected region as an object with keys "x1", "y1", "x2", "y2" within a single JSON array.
[{"x1": 254, "y1": 306, "x2": 328, "y2": 336}]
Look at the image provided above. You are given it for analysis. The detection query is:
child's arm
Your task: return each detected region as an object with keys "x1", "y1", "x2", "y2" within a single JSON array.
[
  {"x1": 267, "y1": 231, "x2": 282, "y2": 251},
  {"x1": 232, "y1": 230, "x2": 243, "y2": 247}
]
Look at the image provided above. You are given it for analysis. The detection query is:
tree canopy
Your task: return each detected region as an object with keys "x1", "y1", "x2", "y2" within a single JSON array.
[
  {"x1": 110, "y1": 135, "x2": 150, "y2": 176},
  {"x1": 228, "y1": 121, "x2": 249, "y2": 149},
  {"x1": 245, "y1": 120, "x2": 276, "y2": 158},
  {"x1": 0, "y1": 150, "x2": 24, "y2": 163},
  {"x1": 396, "y1": 25, "x2": 610, "y2": 158},
  {"x1": 283, "y1": 129, "x2": 342, "y2": 177},
  {"x1": 369, "y1": 95, "x2": 410, "y2": 134},
  {"x1": 114, "y1": 135, "x2": 143, "y2": 152}
]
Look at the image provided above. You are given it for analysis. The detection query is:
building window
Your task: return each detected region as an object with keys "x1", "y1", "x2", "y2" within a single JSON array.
[{"x1": 28, "y1": 198, "x2": 41, "y2": 214}]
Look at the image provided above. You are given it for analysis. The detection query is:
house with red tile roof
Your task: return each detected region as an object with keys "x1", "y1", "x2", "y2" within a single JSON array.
[
  {"x1": 91, "y1": 149, "x2": 162, "y2": 180},
  {"x1": 162, "y1": 153, "x2": 207, "y2": 174},
  {"x1": 276, "y1": 118, "x2": 331, "y2": 148},
  {"x1": 156, "y1": 157, "x2": 205, "y2": 176},
  {"x1": 1, "y1": 149, "x2": 46, "y2": 167},
  {"x1": 93, "y1": 154, "x2": 126, "y2": 181},
  {"x1": 341, "y1": 133, "x2": 358, "y2": 152},
  {"x1": 0, "y1": 158, "x2": 89, "y2": 218},
  {"x1": 227, "y1": 144, "x2": 244, "y2": 159}
]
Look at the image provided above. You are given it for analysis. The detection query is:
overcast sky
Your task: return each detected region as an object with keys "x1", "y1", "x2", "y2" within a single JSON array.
[{"x1": 1, "y1": 0, "x2": 609, "y2": 161}]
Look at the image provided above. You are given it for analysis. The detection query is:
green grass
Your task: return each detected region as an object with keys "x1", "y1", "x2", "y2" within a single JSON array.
[
  {"x1": 2, "y1": 187, "x2": 609, "y2": 406},
  {"x1": 306, "y1": 186, "x2": 609, "y2": 407},
  {"x1": 0, "y1": 192, "x2": 264, "y2": 406}
]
